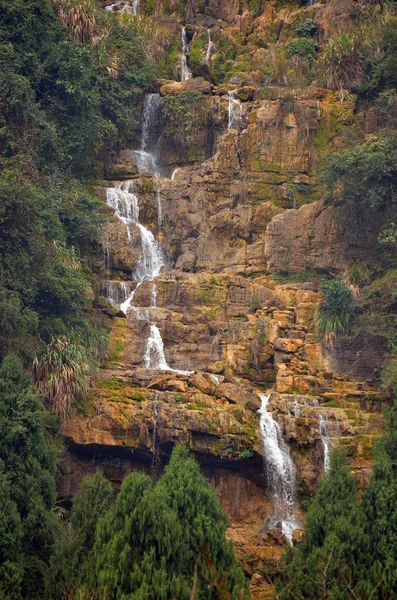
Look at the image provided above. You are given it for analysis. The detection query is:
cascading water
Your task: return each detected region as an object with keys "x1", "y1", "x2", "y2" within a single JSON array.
[
  {"x1": 105, "y1": 182, "x2": 165, "y2": 313},
  {"x1": 228, "y1": 92, "x2": 242, "y2": 130},
  {"x1": 144, "y1": 325, "x2": 170, "y2": 370},
  {"x1": 134, "y1": 94, "x2": 162, "y2": 177},
  {"x1": 102, "y1": 281, "x2": 129, "y2": 309},
  {"x1": 105, "y1": 0, "x2": 139, "y2": 14},
  {"x1": 205, "y1": 29, "x2": 214, "y2": 65},
  {"x1": 319, "y1": 414, "x2": 331, "y2": 472},
  {"x1": 181, "y1": 27, "x2": 192, "y2": 82},
  {"x1": 171, "y1": 168, "x2": 179, "y2": 180},
  {"x1": 258, "y1": 394, "x2": 300, "y2": 542}
]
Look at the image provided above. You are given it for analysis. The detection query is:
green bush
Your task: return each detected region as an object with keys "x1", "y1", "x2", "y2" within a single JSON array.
[
  {"x1": 321, "y1": 135, "x2": 397, "y2": 209},
  {"x1": 286, "y1": 39, "x2": 317, "y2": 60},
  {"x1": 313, "y1": 279, "x2": 354, "y2": 340},
  {"x1": 295, "y1": 19, "x2": 317, "y2": 38},
  {"x1": 316, "y1": 33, "x2": 363, "y2": 96}
]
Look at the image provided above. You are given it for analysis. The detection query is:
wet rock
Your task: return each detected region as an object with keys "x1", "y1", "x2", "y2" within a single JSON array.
[{"x1": 262, "y1": 528, "x2": 289, "y2": 547}]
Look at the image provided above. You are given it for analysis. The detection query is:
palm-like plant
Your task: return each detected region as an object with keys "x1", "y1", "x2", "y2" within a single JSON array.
[
  {"x1": 313, "y1": 278, "x2": 354, "y2": 342},
  {"x1": 33, "y1": 327, "x2": 107, "y2": 421},
  {"x1": 316, "y1": 33, "x2": 364, "y2": 99},
  {"x1": 53, "y1": 0, "x2": 101, "y2": 44}
]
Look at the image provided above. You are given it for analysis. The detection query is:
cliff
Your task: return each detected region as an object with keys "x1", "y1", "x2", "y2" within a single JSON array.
[{"x1": 59, "y1": 0, "x2": 393, "y2": 595}]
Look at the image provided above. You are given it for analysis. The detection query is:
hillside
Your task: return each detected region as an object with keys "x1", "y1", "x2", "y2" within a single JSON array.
[{"x1": 1, "y1": 0, "x2": 397, "y2": 598}]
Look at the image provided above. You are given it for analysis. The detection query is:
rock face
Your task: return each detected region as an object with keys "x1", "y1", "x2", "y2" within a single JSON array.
[{"x1": 63, "y1": 0, "x2": 390, "y2": 586}]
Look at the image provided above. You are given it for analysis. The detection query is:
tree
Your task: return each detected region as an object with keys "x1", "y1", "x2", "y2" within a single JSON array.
[
  {"x1": 0, "y1": 461, "x2": 24, "y2": 600},
  {"x1": 278, "y1": 449, "x2": 368, "y2": 600},
  {"x1": 155, "y1": 445, "x2": 248, "y2": 600},
  {"x1": 0, "y1": 354, "x2": 56, "y2": 598},
  {"x1": 75, "y1": 446, "x2": 248, "y2": 600},
  {"x1": 45, "y1": 471, "x2": 114, "y2": 599},
  {"x1": 362, "y1": 400, "x2": 397, "y2": 598}
]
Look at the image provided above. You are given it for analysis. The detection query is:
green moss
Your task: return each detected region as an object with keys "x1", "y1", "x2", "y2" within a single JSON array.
[{"x1": 108, "y1": 340, "x2": 124, "y2": 363}]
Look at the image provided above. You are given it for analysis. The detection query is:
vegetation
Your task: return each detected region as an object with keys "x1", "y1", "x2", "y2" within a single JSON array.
[
  {"x1": 279, "y1": 399, "x2": 397, "y2": 599},
  {"x1": 0, "y1": 355, "x2": 56, "y2": 599},
  {"x1": 278, "y1": 449, "x2": 367, "y2": 599},
  {"x1": 46, "y1": 446, "x2": 248, "y2": 599},
  {"x1": 313, "y1": 279, "x2": 354, "y2": 340}
]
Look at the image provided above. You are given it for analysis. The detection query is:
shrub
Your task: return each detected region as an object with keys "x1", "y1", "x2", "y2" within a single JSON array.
[
  {"x1": 316, "y1": 33, "x2": 364, "y2": 98},
  {"x1": 33, "y1": 326, "x2": 107, "y2": 420},
  {"x1": 295, "y1": 18, "x2": 317, "y2": 38},
  {"x1": 313, "y1": 279, "x2": 354, "y2": 340},
  {"x1": 286, "y1": 39, "x2": 316, "y2": 60},
  {"x1": 321, "y1": 135, "x2": 397, "y2": 209}
]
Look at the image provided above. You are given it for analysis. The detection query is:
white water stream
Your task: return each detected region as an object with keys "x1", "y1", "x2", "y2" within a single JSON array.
[
  {"x1": 105, "y1": 0, "x2": 139, "y2": 14},
  {"x1": 319, "y1": 414, "x2": 331, "y2": 472},
  {"x1": 258, "y1": 395, "x2": 300, "y2": 542},
  {"x1": 227, "y1": 92, "x2": 242, "y2": 130},
  {"x1": 181, "y1": 27, "x2": 192, "y2": 82},
  {"x1": 205, "y1": 29, "x2": 214, "y2": 65}
]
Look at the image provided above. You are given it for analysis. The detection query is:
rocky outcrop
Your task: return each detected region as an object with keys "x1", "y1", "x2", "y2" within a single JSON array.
[{"x1": 265, "y1": 198, "x2": 385, "y2": 276}]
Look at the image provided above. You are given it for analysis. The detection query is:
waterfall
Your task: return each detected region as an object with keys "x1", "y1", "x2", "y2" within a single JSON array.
[
  {"x1": 228, "y1": 92, "x2": 242, "y2": 130},
  {"x1": 181, "y1": 28, "x2": 192, "y2": 82},
  {"x1": 134, "y1": 94, "x2": 162, "y2": 178},
  {"x1": 103, "y1": 281, "x2": 129, "y2": 309},
  {"x1": 294, "y1": 398, "x2": 301, "y2": 418},
  {"x1": 106, "y1": 182, "x2": 165, "y2": 309},
  {"x1": 258, "y1": 395, "x2": 300, "y2": 542},
  {"x1": 209, "y1": 374, "x2": 221, "y2": 386},
  {"x1": 171, "y1": 168, "x2": 179, "y2": 180},
  {"x1": 144, "y1": 324, "x2": 170, "y2": 370},
  {"x1": 205, "y1": 29, "x2": 214, "y2": 65},
  {"x1": 105, "y1": 0, "x2": 139, "y2": 14},
  {"x1": 319, "y1": 414, "x2": 331, "y2": 472}
]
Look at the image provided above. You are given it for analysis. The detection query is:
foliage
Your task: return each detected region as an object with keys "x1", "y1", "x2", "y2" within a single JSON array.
[
  {"x1": 45, "y1": 472, "x2": 114, "y2": 599},
  {"x1": 278, "y1": 449, "x2": 368, "y2": 599},
  {"x1": 33, "y1": 325, "x2": 107, "y2": 420},
  {"x1": 0, "y1": 354, "x2": 56, "y2": 598},
  {"x1": 57, "y1": 446, "x2": 248, "y2": 599},
  {"x1": 295, "y1": 19, "x2": 317, "y2": 38},
  {"x1": 316, "y1": 33, "x2": 364, "y2": 97},
  {"x1": 286, "y1": 39, "x2": 317, "y2": 60},
  {"x1": 371, "y1": 17, "x2": 397, "y2": 93},
  {"x1": 162, "y1": 92, "x2": 211, "y2": 144},
  {"x1": 321, "y1": 135, "x2": 397, "y2": 209},
  {"x1": 362, "y1": 399, "x2": 397, "y2": 597},
  {"x1": 313, "y1": 279, "x2": 354, "y2": 340}
]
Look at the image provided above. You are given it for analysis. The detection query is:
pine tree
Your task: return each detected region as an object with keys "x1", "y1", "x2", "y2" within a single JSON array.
[
  {"x1": 0, "y1": 354, "x2": 56, "y2": 598},
  {"x1": 278, "y1": 449, "x2": 367, "y2": 600},
  {"x1": 0, "y1": 460, "x2": 23, "y2": 600},
  {"x1": 363, "y1": 400, "x2": 397, "y2": 598},
  {"x1": 82, "y1": 446, "x2": 248, "y2": 600},
  {"x1": 155, "y1": 445, "x2": 248, "y2": 600},
  {"x1": 45, "y1": 471, "x2": 114, "y2": 599},
  {"x1": 89, "y1": 471, "x2": 186, "y2": 599}
]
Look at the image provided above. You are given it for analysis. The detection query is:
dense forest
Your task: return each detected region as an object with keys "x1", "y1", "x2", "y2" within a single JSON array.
[{"x1": 1, "y1": 0, "x2": 397, "y2": 598}]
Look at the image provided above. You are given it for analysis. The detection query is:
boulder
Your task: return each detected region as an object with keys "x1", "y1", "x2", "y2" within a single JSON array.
[
  {"x1": 292, "y1": 529, "x2": 306, "y2": 546},
  {"x1": 262, "y1": 527, "x2": 289, "y2": 547},
  {"x1": 160, "y1": 77, "x2": 211, "y2": 97},
  {"x1": 217, "y1": 383, "x2": 261, "y2": 411},
  {"x1": 235, "y1": 86, "x2": 256, "y2": 102}
]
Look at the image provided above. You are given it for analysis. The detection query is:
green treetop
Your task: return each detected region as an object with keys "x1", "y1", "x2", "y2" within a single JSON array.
[{"x1": 278, "y1": 449, "x2": 368, "y2": 600}]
